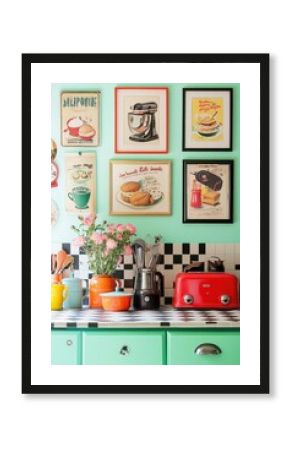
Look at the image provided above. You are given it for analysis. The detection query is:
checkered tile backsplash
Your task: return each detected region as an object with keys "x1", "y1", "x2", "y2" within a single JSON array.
[{"x1": 52, "y1": 242, "x2": 240, "y2": 305}]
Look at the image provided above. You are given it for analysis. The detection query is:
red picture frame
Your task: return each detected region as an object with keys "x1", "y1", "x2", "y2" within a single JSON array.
[{"x1": 115, "y1": 87, "x2": 169, "y2": 154}]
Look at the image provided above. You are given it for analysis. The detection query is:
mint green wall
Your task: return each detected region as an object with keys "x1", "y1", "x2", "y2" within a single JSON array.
[{"x1": 51, "y1": 83, "x2": 239, "y2": 244}]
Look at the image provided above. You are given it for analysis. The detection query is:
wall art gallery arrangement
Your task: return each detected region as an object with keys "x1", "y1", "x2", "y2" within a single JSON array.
[{"x1": 53, "y1": 85, "x2": 236, "y2": 224}]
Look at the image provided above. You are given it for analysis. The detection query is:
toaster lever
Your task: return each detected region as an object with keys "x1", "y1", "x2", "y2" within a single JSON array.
[{"x1": 194, "y1": 343, "x2": 222, "y2": 355}]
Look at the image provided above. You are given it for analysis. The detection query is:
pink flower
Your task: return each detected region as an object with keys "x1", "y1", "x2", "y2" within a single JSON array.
[
  {"x1": 116, "y1": 224, "x2": 125, "y2": 232},
  {"x1": 103, "y1": 249, "x2": 109, "y2": 257},
  {"x1": 124, "y1": 245, "x2": 132, "y2": 256},
  {"x1": 106, "y1": 239, "x2": 117, "y2": 250},
  {"x1": 116, "y1": 233, "x2": 123, "y2": 240},
  {"x1": 107, "y1": 224, "x2": 116, "y2": 234},
  {"x1": 83, "y1": 213, "x2": 96, "y2": 226},
  {"x1": 91, "y1": 232, "x2": 104, "y2": 245},
  {"x1": 126, "y1": 224, "x2": 137, "y2": 234},
  {"x1": 72, "y1": 236, "x2": 85, "y2": 247}
]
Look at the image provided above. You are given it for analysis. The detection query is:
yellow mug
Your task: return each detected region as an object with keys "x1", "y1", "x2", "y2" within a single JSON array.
[{"x1": 51, "y1": 284, "x2": 68, "y2": 311}]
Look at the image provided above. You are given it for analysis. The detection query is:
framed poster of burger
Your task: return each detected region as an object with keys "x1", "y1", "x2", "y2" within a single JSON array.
[
  {"x1": 110, "y1": 160, "x2": 171, "y2": 215},
  {"x1": 115, "y1": 87, "x2": 168, "y2": 154},
  {"x1": 183, "y1": 88, "x2": 232, "y2": 151},
  {"x1": 61, "y1": 91, "x2": 100, "y2": 147},
  {"x1": 183, "y1": 160, "x2": 233, "y2": 223}
]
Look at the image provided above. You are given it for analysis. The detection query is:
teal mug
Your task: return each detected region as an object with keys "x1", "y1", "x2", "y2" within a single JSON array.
[
  {"x1": 62, "y1": 278, "x2": 87, "y2": 309},
  {"x1": 68, "y1": 187, "x2": 91, "y2": 209}
]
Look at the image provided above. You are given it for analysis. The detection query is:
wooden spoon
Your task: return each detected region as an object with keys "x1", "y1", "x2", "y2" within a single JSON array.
[
  {"x1": 55, "y1": 250, "x2": 68, "y2": 274},
  {"x1": 60, "y1": 255, "x2": 74, "y2": 273}
]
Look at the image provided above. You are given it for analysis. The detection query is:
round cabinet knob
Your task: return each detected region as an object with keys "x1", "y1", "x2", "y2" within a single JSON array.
[
  {"x1": 183, "y1": 294, "x2": 194, "y2": 305},
  {"x1": 144, "y1": 296, "x2": 150, "y2": 303},
  {"x1": 66, "y1": 339, "x2": 73, "y2": 346},
  {"x1": 220, "y1": 294, "x2": 230, "y2": 305}
]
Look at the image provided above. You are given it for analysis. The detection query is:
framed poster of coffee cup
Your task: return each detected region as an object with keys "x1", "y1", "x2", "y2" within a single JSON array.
[
  {"x1": 110, "y1": 159, "x2": 171, "y2": 215},
  {"x1": 115, "y1": 87, "x2": 168, "y2": 154},
  {"x1": 183, "y1": 88, "x2": 233, "y2": 151},
  {"x1": 183, "y1": 160, "x2": 233, "y2": 223},
  {"x1": 65, "y1": 152, "x2": 96, "y2": 213},
  {"x1": 61, "y1": 91, "x2": 100, "y2": 147}
]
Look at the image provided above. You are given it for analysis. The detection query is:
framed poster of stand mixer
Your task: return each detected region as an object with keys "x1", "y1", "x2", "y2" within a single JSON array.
[{"x1": 115, "y1": 87, "x2": 168, "y2": 154}]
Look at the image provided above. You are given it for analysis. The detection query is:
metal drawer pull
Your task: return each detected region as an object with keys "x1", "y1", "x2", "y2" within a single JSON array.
[
  {"x1": 194, "y1": 343, "x2": 222, "y2": 355},
  {"x1": 120, "y1": 345, "x2": 130, "y2": 356},
  {"x1": 66, "y1": 339, "x2": 73, "y2": 346}
]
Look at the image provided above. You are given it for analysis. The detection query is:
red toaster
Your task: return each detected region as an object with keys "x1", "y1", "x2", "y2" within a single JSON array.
[{"x1": 173, "y1": 272, "x2": 239, "y2": 309}]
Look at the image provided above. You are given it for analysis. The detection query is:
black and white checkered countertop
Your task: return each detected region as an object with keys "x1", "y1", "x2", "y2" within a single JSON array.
[{"x1": 51, "y1": 307, "x2": 240, "y2": 329}]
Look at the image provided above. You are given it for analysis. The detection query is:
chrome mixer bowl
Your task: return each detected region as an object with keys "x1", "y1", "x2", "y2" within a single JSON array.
[{"x1": 128, "y1": 112, "x2": 152, "y2": 135}]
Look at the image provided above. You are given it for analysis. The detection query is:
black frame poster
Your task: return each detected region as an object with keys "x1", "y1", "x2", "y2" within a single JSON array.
[{"x1": 22, "y1": 53, "x2": 269, "y2": 394}]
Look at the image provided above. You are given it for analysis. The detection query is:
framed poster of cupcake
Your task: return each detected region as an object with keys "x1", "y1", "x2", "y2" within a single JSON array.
[
  {"x1": 183, "y1": 160, "x2": 233, "y2": 223},
  {"x1": 110, "y1": 160, "x2": 171, "y2": 215},
  {"x1": 61, "y1": 91, "x2": 100, "y2": 147},
  {"x1": 183, "y1": 88, "x2": 233, "y2": 151},
  {"x1": 115, "y1": 87, "x2": 168, "y2": 153}
]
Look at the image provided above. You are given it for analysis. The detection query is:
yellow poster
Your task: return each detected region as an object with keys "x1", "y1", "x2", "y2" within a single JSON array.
[
  {"x1": 191, "y1": 97, "x2": 224, "y2": 142},
  {"x1": 184, "y1": 89, "x2": 232, "y2": 150}
]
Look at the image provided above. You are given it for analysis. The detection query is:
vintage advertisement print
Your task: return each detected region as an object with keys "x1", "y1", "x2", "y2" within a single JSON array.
[
  {"x1": 61, "y1": 92, "x2": 100, "y2": 147},
  {"x1": 183, "y1": 160, "x2": 233, "y2": 223},
  {"x1": 110, "y1": 160, "x2": 171, "y2": 215},
  {"x1": 183, "y1": 89, "x2": 232, "y2": 150},
  {"x1": 115, "y1": 87, "x2": 168, "y2": 153},
  {"x1": 65, "y1": 152, "x2": 96, "y2": 214}
]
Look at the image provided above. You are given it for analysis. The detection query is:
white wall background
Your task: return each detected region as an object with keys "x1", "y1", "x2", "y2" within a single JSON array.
[{"x1": 0, "y1": 1, "x2": 285, "y2": 449}]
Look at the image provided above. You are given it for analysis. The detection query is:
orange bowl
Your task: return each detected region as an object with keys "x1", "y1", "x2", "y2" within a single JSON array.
[{"x1": 100, "y1": 291, "x2": 132, "y2": 312}]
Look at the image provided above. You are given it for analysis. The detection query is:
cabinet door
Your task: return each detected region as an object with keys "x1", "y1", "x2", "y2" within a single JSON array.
[
  {"x1": 83, "y1": 330, "x2": 165, "y2": 365},
  {"x1": 167, "y1": 330, "x2": 240, "y2": 365},
  {"x1": 51, "y1": 330, "x2": 81, "y2": 365}
]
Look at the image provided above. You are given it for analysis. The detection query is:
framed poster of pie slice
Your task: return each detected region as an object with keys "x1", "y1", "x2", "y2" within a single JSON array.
[{"x1": 61, "y1": 91, "x2": 100, "y2": 147}]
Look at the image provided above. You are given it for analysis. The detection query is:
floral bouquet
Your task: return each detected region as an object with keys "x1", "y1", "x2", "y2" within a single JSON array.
[{"x1": 72, "y1": 213, "x2": 136, "y2": 275}]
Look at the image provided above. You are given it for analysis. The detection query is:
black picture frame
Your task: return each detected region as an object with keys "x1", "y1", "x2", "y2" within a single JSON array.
[
  {"x1": 183, "y1": 88, "x2": 233, "y2": 151},
  {"x1": 22, "y1": 53, "x2": 269, "y2": 395},
  {"x1": 183, "y1": 160, "x2": 234, "y2": 224}
]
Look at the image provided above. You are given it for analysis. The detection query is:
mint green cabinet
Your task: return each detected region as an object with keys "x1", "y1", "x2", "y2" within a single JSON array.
[
  {"x1": 167, "y1": 329, "x2": 240, "y2": 365},
  {"x1": 51, "y1": 330, "x2": 82, "y2": 365},
  {"x1": 51, "y1": 328, "x2": 240, "y2": 365},
  {"x1": 82, "y1": 330, "x2": 166, "y2": 365}
]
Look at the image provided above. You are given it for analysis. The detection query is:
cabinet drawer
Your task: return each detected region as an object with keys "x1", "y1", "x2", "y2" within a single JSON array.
[
  {"x1": 51, "y1": 330, "x2": 81, "y2": 365},
  {"x1": 83, "y1": 330, "x2": 165, "y2": 365},
  {"x1": 167, "y1": 330, "x2": 240, "y2": 365}
]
